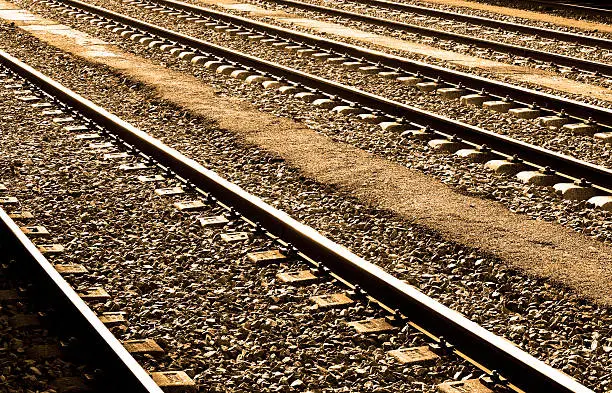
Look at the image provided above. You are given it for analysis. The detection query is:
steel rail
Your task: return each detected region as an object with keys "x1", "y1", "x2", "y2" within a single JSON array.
[
  {"x1": 352, "y1": 0, "x2": 612, "y2": 50},
  {"x1": 140, "y1": 0, "x2": 612, "y2": 130},
  {"x1": 0, "y1": 199, "x2": 162, "y2": 392},
  {"x1": 261, "y1": 0, "x2": 612, "y2": 76},
  {"x1": 55, "y1": 0, "x2": 612, "y2": 190},
  {"x1": 0, "y1": 46, "x2": 594, "y2": 393}
]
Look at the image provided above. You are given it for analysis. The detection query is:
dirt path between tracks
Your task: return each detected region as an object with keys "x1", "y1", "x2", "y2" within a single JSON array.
[{"x1": 1, "y1": 2, "x2": 612, "y2": 305}]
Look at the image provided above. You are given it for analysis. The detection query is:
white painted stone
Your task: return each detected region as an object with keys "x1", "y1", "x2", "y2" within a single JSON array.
[
  {"x1": 428, "y1": 139, "x2": 463, "y2": 153},
  {"x1": 539, "y1": 116, "x2": 570, "y2": 127},
  {"x1": 482, "y1": 100, "x2": 514, "y2": 113},
  {"x1": 508, "y1": 107, "x2": 541, "y2": 119},
  {"x1": 396, "y1": 76, "x2": 422, "y2": 86},
  {"x1": 245, "y1": 75, "x2": 272, "y2": 84},
  {"x1": 204, "y1": 61, "x2": 224, "y2": 70},
  {"x1": 312, "y1": 99, "x2": 339, "y2": 109},
  {"x1": 594, "y1": 132, "x2": 612, "y2": 143},
  {"x1": 587, "y1": 195, "x2": 612, "y2": 211},
  {"x1": 437, "y1": 88, "x2": 466, "y2": 99},
  {"x1": 262, "y1": 80, "x2": 284, "y2": 89},
  {"x1": 484, "y1": 159, "x2": 524, "y2": 175},
  {"x1": 516, "y1": 170, "x2": 559, "y2": 186},
  {"x1": 562, "y1": 123, "x2": 598, "y2": 136},
  {"x1": 178, "y1": 52, "x2": 196, "y2": 61},
  {"x1": 216, "y1": 65, "x2": 239, "y2": 75},
  {"x1": 460, "y1": 94, "x2": 489, "y2": 106},
  {"x1": 553, "y1": 183, "x2": 596, "y2": 200},
  {"x1": 332, "y1": 106, "x2": 366, "y2": 115},
  {"x1": 416, "y1": 82, "x2": 442, "y2": 92}
]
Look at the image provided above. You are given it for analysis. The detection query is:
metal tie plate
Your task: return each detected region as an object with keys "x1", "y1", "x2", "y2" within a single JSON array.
[
  {"x1": 154, "y1": 187, "x2": 184, "y2": 196},
  {"x1": 277, "y1": 270, "x2": 318, "y2": 285},
  {"x1": 174, "y1": 200, "x2": 206, "y2": 211},
  {"x1": 20, "y1": 226, "x2": 50, "y2": 236},
  {"x1": 198, "y1": 215, "x2": 229, "y2": 227},
  {"x1": 150, "y1": 371, "x2": 196, "y2": 392},
  {"x1": 247, "y1": 249, "x2": 285, "y2": 264},
  {"x1": 8, "y1": 210, "x2": 34, "y2": 220},
  {"x1": 99, "y1": 311, "x2": 127, "y2": 326},
  {"x1": 123, "y1": 338, "x2": 164, "y2": 354},
  {"x1": 347, "y1": 318, "x2": 397, "y2": 334},
  {"x1": 37, "y1": 244, "x2": 65, "y2": 254},
  {"x1": 79, "y1": 287, "x2": 111, "y2": 301},
  {"x1": 221, "y1": 232, "x2": 249, "y2": 242},
  {"x1": 388, "y1": 346, "x2": 440, "y2": 365},
  {"x1": 54, "y1": 263, "x2": 89, "y2": 274},
  {"x1": 310, "y1": 293, "x2": 353, "y2": 309}
]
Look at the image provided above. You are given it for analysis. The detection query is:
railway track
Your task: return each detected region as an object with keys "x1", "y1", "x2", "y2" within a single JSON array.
[
  {"x1": 0, "y1": 195, "x2": 160, "y2": 391},
  {"x1": 0, "y1": 44, "x2": 598, "y2": 393},
  {"x1": 350, "y1": 0, "x2": 612, "y2": 49},
  {"x1": 29, "y1": 0, "x2": 612, "y2": 208},
  {"x1": 94, "y1": 0, "x2": 612, "y2": 145},
  {"x1": 249, "y1": 0, "x2": 612, "y2": 77}
]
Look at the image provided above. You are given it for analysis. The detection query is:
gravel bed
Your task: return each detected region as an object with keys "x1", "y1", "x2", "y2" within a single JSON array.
[
  {"x1": 21, "y1": 0, "x2": 612, "y2": 171},
  {"x1": 0, "y1": 262, "x2": 101, "y2": 392},
  {"x1": 217, "y1": 0, "x2": 612, "y2": 92},
  {"x1": 293, "y1": 0, "x2": 612, "y2": 65},
  {"x1": 350, "y1": 0, "x2": 612, "y2": 39},
  {"x1": 1, "y1": 21, "x2": 612, "y2": 391},
  {"x1": 0, "y1": 52, "x2": 474, "y2": 393},
  {"x1": 162, "y1": 0, "x2": 612, "y2": 107}
]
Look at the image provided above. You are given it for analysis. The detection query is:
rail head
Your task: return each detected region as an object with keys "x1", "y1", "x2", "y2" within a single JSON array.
[{"x1": 0, "y1": 48, "x2": 595, "y2": 393}]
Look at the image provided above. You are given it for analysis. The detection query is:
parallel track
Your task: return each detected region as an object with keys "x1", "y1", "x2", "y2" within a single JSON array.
[
  {"x1": 0, "y1": 47, "x2": 595, "y2": 393},
  {"x1": 125, "y1": 0, "x2": 612, "y2": 136},
  {"x1": 260, "y1": 0, "x2": 612, "y2": 76},
  {"x1": 47, "y1": 0, "x2": 612, "y2": 192},
  {"x1": 352, "y1": 0, "x2": 612, "y2": 49}
]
